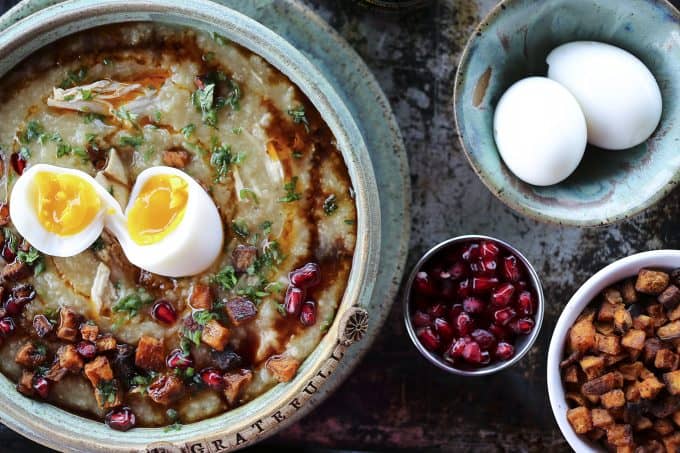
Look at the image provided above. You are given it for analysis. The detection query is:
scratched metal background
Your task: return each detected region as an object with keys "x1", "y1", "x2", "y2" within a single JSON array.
[{"x1": 2, "y1": 0, "x2": 680, "y2": 451}]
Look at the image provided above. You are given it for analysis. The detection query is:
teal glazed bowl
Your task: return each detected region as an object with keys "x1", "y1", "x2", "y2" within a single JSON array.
[{"x1": 454, "y1": 0, "x2": 680, "y2": 226}]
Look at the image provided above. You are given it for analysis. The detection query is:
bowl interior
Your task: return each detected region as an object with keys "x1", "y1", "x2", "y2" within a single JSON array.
[
  {"x1": 454, "y1": 0, "x2": 680, "y2": 226},
  {"x1": 547, "y1": 250, "x2": 680, "y2": 451},
  {"x1": 404, "y1": 235, "x2": 544, "y2": 376}
]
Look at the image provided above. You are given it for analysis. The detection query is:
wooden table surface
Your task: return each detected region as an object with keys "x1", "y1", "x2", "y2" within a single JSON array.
[{"x1": 1, "y1": 0, "x2": 680, "y2": 451}]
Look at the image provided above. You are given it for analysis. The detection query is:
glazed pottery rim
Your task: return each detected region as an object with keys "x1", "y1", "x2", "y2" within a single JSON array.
[
  {"x1": 0, "y1": 0, "x2": 381, "y2": 452},
  {"x1": 546, "y1": 249, "x2": 680, "y2": 452},
  {"x1": 403, "y1": 234, "x2": 544, "y2": 377},
  {"x1": 452, "y1": 0, "x2": 680, "y2": 228}
]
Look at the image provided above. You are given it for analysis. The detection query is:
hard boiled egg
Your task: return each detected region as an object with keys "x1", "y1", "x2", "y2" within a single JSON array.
[
  {"x1": 493, "y1": 77, "x2": 587, "y2": 186},
  {"x1": 9, "y1": 164, "x2": 120, "y2": 257},
  {"x1": 106, "y1": 166, "x2": 224, "y2": 277},
  {"x1": 547, "y1": 41, "x2": 662, "y2": 150}
]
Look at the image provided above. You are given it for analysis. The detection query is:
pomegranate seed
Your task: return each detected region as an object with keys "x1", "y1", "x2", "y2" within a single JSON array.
[
  {"x1": 461, "y1": 243, "x2": 480, "y2": 261},
  {"x1": 32, "y1": 376, "x2": 50, "y2": 399},
  {"x1": 516, "y1": 291, "x2": 535, "y2": 316},
  {"x1": 449, "y1": 304, "x2": 463, "y2": 323},
  {"x1": 510, "y1": 317, "x2": 535, "y2": 335},
  {"x1": 428, "y1": 303, "x2": 446, "y2": 318},
  {"x1": 10, "y1": 152, "x2": 26, "y2": 175},
  {"x1": 284, "y1": 286, "x2": 305, "y2": 316},
  {"x1": 472, "y1": 277, "x2": 499, "y2": 294},
  {"x1": 480, "y1": 241, "x2": 500, "y2": 259},
  {"x1": 413, "y1": 296, "x2": 429, "y2": 311},
  {"x1": 412, "y1": 310, "x2": 431, "y2": 328},
  {"x1": 462, "y1": 341, "x2": 482, "y2": 364},
  {"x1": 463, "y1": 297, "x2": 485, "y2": 315},
  {"x1": 446, "y1": 337, "x2": 467, "y2": 360},
  {"x1": 1, "y1": 242, "x2": 15, "y2": 262},
  {"x1": 456, "y1": 279, "x2": 471, "y2": 299},
  {"x1": 495, "y1": 342, "x2": 515, "y2": 360},
  {"x1": 491, "y1": 283, "x2": 516, "y2": 306},
  {"x1": 299, "y1": 300, "x2": 317, "y2": 326},
  {"x1": 439, "y1": 279, "x2": 455, "y2": 298},
  {"x1": 0, "y1": 317, "x2": 15, "y2": 337},
  {"x1": 151, "y1": 300, "x2": 177, "y2": 324},
  {"x1": 105, "y1": 407, "x2": 136, "y2": 431},
  {"x1": 76, "y1": 341, "x2": 97, "y2": 360},
  {"x1": 472, "y1": 259, "x2": 497, "y2": 277},
  {"x1": 200, "y1": 367, "x2": 225, "y2": 390},
  {"x1": 502, "y1": 255, "x2": 522, "y2": 282},
  {"x1": 413, "y1": 271, "x2": 435, "y2": 295},
  {"x1": 448, "y1": 261, "x2": 467, "y2": 280},
  {"x1": 417, "y1": 327, "x2": 440, "y2": 351},
  {"x1": 289, "y1": 263, "x2": 321, "y2": 288},
  {"x1": 471, "y1": 329, "x2": 496, "y2": 350},
  {"x1": 493, "y1": 307, "x2": 516, "y2": 326},
  {"x1": 433, "y1": 318, "x2": 454, "y2": 343},
  {"x1": 5, "y1": 298, "x2": 26, "y2": 316},
  {"x1": 166, "y1": 349, "x2": 193, "y2": 369},
  {"x1": 489, "y1": 323, "x2": 510, "y2": 341},
  {"x1": 455, "y1": 312, "x2": 474, "y2": 336}
]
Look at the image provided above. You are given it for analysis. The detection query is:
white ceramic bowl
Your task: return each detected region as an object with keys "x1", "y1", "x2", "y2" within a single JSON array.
[{"x1": 547, "y1": 250, "x2": 680, "y2": 451}]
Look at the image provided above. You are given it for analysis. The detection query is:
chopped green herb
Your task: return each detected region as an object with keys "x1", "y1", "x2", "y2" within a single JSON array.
[
  {"x1": 119, "y1": 134, "x2": 144, "y2": 148},
  {"x1": 43, "y1": 307, "x2": 59, "y2": 322},
  {"x1": 72, "y1": 146, "x2": 89, "y2": 161},
  {"x1": 231, "y1": 127, "x2": 242, "y2": 135},
  {"x1": 320, "y1": 310, "x2": 336, "y2": 333},
  {"x1": 59, "y1": 67, "x2": 88, "y2": 89},
  {"x1": 275, "y1": 303, "x2": 286, "y2": 316},
  {"x1": 3, "y1": 228, "x2": 17, "y2": 254},
  {"x1": 112, "y1": 289, "x2": 153, "y2": 320},
  {"x1": 63, "y1": 95, "x2": 75, "y2": 101},
  {"x1": 192, "y1": 83, "x2": 217, "y2": 127},
  {"x1": 223, "y1": 79, "x2": 241, "y2": 110},
  {"x1": 115, "y1": 107, "x2": 138, "y2": 125},
  {"x1": 292, "y1": 150, "x2": 303, "y2": 159},
  {"x1": 21, "y1": 120, "x2": 45, "y2": 144},
  {"x1": 143, "y1": 147, "x2": 155, "y2": 163},
  {"x1": 129, "y1": 374, "x2": 151, "y2": 391},
  {"x1": 231, "y1": 220, "x2": 250, "y2": 238},
  {"x1": 192, "y1": 310, "x2": 216, "y2": 326},
  {"x1": 211, "y1": 32, "x2": 230, "y2": 46},
  {"x1": 164, "y1": 422, "x2": 182, "y2": 433},
  {"x1": 34, "y1": 343, "x2": 48, "y2": 356},
  {"x1": 344, "y1": 219, "x2": 355, "y2": 225},
  {"x1": 279, "y1": 177, "x2": 301, "y2": 202},
  {"x1": 19, "y1": 146, "x2": 31, "y2": 160},
  {"x1": 180, "y1": 123, "x2": 196, "y2": 138},
  {"x1": 323, "y1": 194, "x2": 338, "y2": 216},
  {"x1": 180, "y1": 324, "x2": 202, "y2": 348},
  {"x1": 85, "y1": 133, "x2": 98, "y2": 144},
  {"x1": 287, "y1": 105, "x2": 309, "y2": 132},
  {"x1": 239, "y1": 188, "x2": 258, "y2": 204},
  {"x1": 211, "y1": 265, "x2": 238, "y2": 290},
  {"x1": 166, "y1": 408, "x2": 178, "y2": 421},
  {"x1": 79, "y1": 89, "x2": 93, "y2": 101},
  {"x1": 266, "y1": 281, "x2": 285, "y2": 294},
  {"x1": 17, "y1": 246, "x2": 45, "y2": 275},
  {"x1": 83, "y1": 113, "x2": 105, "y2": 124},
  {"x1": 210, "y1": 143, "x2": 243, "y2": 182},
  {"x1": 154, "y1": 110, "x2": 162, "y2": 123},
  {"x1": 260, "y1": 220, "x2": 273, "y2": 236},
  {"x1": 56, "y1": 143, "x2": 71, "y2": 158},
  {"x1": 97, "y1": 380, "x2": 118, "y2": 404}
]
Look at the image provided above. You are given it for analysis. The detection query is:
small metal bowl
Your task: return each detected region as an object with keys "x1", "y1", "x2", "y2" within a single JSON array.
[{"x1": 403, "y1": 234, "x2": 544, "y2": 376}]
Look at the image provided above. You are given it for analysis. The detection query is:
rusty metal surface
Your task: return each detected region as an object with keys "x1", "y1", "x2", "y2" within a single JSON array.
[{"x1": 1, "y1": 0, "x2": 680, "y2": 451}]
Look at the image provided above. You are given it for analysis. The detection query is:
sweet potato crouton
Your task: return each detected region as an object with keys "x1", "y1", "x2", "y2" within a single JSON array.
[
  {"x1": 601, "y1": 389, "x2": 625, "y2": 409},
  {"x1": 633, "y1": 315, "x2": 653, "y2": 334},
  {"x1": 621, "y1": 329, "x2": 646, "y2": 350},
  {"x1": 570, "y1": 312, "x2": 596, "y2": 353},
  {"x1": 57, "y1": 308, "x2": 80, "y2": 342},
  {"x1": 599, "y1": 302, "x2": 618, "y2": 323},
  {"x1": 606, "y1": 424, "x2": 633, "y2": 447},
  {"x1": 16, "y1": 370, "x2": 34, "y2": 396},
  {"x1": 636, "y1": 269, "x2": 670, "y2": 295},
  {"x1": 625, "y1": 384, "x2": 641, "y2": 402},
  {"x1": 638, "y1": 376, "x2": 665, "y2": 399},
  {"x1": 647, "y1": 303, "x2": 668, "y2": 328},
  {"x1": 592, "y1": 408, "x2": 614, "y2": 428},
  {"x1": 656, "y1": 349, "x2": 680, "y2": 371},
  {"x1": 223, "y1": 369, "x2": 253, "y2": 406},
  {"x1": 614, "y1": 307, "x2": 632, "y2": 335},
  {"x1": 659, "y1": 285, "x2": 680, "y2": 310},
  {"x1": 32, "y1": 314, "x2": 53, "y2": 338},
  {"x1": 189, "y1": 284, "x2": 213, "y2": 310},
  {"x1": 148, "y1": 374, "x2": 184, "y2": 405},
  {"x1": 80, "y1": 322, "x2": 99, "y2": 342},
  {"x1": 224, "y1": 297, "x2": 257, "y2": 326},
  {"x1": 603, "y1": 288, "x2": 623, "y2": 305},
  {"x1": 620, "y1": 280, "x2": 638, "y2": 304},
  {"x1": 266, "y1": 354, "x2": 300, "y2": 383},
  {"x1": 96, "y1": 334, "x2": 117, "y2": 353},
  {"x1": 663, "y1": 433, "x2": 680, "y2": 452},
  {"x1": 596, "y1": 333, "x2": 622, "y2": 356},
  {"x1": 619, "y1": 362, "x2": 643, "y2": 381},
  {"x1": 567, "y1": 406, "x2": 592, "y2": 434},
  {"x1": 563, "y1": 365, "x2": 579, "y2": 384},
  {"x1": 135, "y1": 336, "x2": 165, "y2": 371},
  {"x1": 14, "y1": 342, "x2": 47, "y2": 368},
  {"x1": 664, "y1": 370, "x2": 680, "y2": 395},
  {"x1": 659, "y1": 321, "x2": 680, "y2": 341},
  {"x1": 644, "y1": 338, "x2": 665, "y2": 363},
  {"x1": 670, "y1": 304, "x2": 680, "y2": 322},
  {"x1": 231, "y1": 245, "x2": 257, "y2": 274},
  {"x1": 653, "y1": 418, "x2": 674, "y2": 436},
  {"x1": 582, "y1": 371, "x2": 624, "y2": 396},
  {"x1": 84, "y1": 356, "x2": 114, "y2": 387},
  {"x1": 58, "y1": 344, "x2": 83, "y2": 373},
  {"x1": 201, "y1": 320, "x2": 230, "y2": 351},
  {"x1": 673, "y1": 410, "x2": 680, "y2": 427},
  {"x1": 580, "y1": 355, "x2": 606, "y2": 380},
  {"x1": 634, "y1": 417, "x2": 653, "y2": 431}
]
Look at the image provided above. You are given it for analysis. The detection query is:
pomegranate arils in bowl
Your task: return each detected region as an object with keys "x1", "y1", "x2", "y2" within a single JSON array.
[{"x1": 405, "y1": 235, "x2": 543, "y2": 375}]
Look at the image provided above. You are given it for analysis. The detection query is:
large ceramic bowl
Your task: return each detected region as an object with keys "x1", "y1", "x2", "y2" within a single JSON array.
[
  {"x1": 0, "y1": 0, "x2": 381, "y2": 451},
  {"x1": 454, "y1": 0, "x2": 680, "y2": 226},
  {"x1": 547, "y1": 250, "x2": 680, "y2": 451}
]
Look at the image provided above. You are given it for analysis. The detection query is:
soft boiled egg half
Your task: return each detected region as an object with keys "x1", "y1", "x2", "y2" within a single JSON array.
[{"x1": 10, "y1": 163, "x2": 224, "y2": 277}]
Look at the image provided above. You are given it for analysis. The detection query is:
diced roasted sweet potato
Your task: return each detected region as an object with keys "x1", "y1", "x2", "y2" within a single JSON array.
[
  {"x1": 96, "y1": 334, "x2": 117, "y2": 353},
  {"x1": 656, "y1": 349, "x2": 680, "y2": 371},
  {"x1": 14, "y1": 342, "x2": 47, "y2": 368},
  {"x1": 147, "y1": 374, "x2": 184, "y2": 405},
  {"x1": 84, "y1": 356, "x2": 114, "y2": 387},
  {"x1": 80, "y1": 322, "x2": 99, "y2": 342},
  {"x1": 570, "y1": 312, "x2": 596, "y2": 353},
  {"x1": 2, "y1": 260, "x2": 32, "y2": 281},
  {"x1": 44, "y1": 361, "x2": 67, "y2": 382},
  {"x1": 604, "y1": 288, "x2": 624, "y2": 305},
  {"x1": 621, "y1": 329, "x2": 646, "y2": 350},
  {"x1": 638, "y1": 376, "x2": 665, "y2": 399},
  {"x1": 224, "y1": 297, "x2": 257, "y2": 326},
  {"x1": 659, "y1": 321, "x2": 680, "y2": 341},
  {"x1": 266, "y1": 354, "x2": 300, "y2": 383},
  {"x1": 560, "y1": 351, "x2": 580, "y2": 369},
  {"x1": 595, "y1": 322, "x2": 615, "y2": 336},
  {"x1": 563, "y1": 365, "x2": 579, "y2": 384},
  {"x1": 601, "y1": 389, "x2": 625, "y2": 409},
  {"x1": 231, "y1": 245, "x2": 257, "y2": 274},
  {"x1": 673, "y1": 410, "x2": 680, "y2": 427},
  {"x1": 580, "y1": 355, "x2": 606, "y2": 380},
  {"x1": 189, "y1": 284, "x2": 213, "y2": 310},
  {"x1": 606, "y1": 424, "x2": 633, "y2": 447},
  {"x1": 614, "y1": 307, "x2": 632, "y2": 335},
  {"x1": 57, "y1": 308, "x2": 80, "y2": 342},
  {"x1": 16, "y1": 370, "x2": 34, "y2": 396},
  {"x1": 32, "y1": 314, "x2": 53, "y2": 338},
  {"x1": 621, "y1": 280, "x2": 638, "y2": 304},
  {"x1": 664, "y1": 370, "x2": 680, "y2": 395},
  {"x1": 644, "y1": 338, "x2": 665, "y2": 363},
  {"x1": 582, "y1": 372, "x2": 624, "y2": 396},
  {"x1": 670, "y1": 305, "x2": 680, "y2": 322},
  {"x1": 58, "y1": 344, "x2": 84, "y2": 373},
  {"x1": 162, "y1": 149, "x2": 191, "y2": 168},
  {"x1": 567, "y1": 406, "x2": 593, "y2": 434},
  {"x1": 653, "y1": 418, "x2": 674, "y2": 436},
  {"x1": 606, "y1": 354, "x2": 629, "y2": 367},
  {"x1": 135, "y1": 336, "x2": 165, "y2": 371},
  {"x1": 663, "y1": 433, "x2": 680, "y2": 452},
  {"x1": 625, "y1": 384, "x2": 641, "y2": 402},
  {"x1": 201, "y1": 320, "x2": 230, "y2": 351},
  {"x1": 223, "y1": 369, "x2": 253, "y2": 406},
  {"x1": 596, "y1": 333, "x2": 622, "y2": 356},
  {"x1": 592, "y1": 408, "x2": 614, "y2": 428},
  {"x1": 599, "y1": 302, "x2": 618, "y2": 323},
  {"x1": 659, "y1": 285, "x2": 680, "y2": 310},
  {"x1": 636, "y1": 269, "x2": 670, "y2": 295},
  {"x1": 138, "y1": 269, "x2": 174, "y2": 291},
  {"x1": 633, "y1": 315, "x2": 653, "y2": 335},
  {"x1": 619, "y1": 362, "x2": 644, "y2": 381},
  {"x1": 647, "y1": 303, "x2": 668, "y2": 328},
  {"x1": 566, "y1": 392, "x2": 589, "y2": 407}
]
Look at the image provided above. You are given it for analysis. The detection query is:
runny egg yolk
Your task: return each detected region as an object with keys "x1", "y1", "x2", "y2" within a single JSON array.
[
  {"x1": 127, "y1": 174, "x2": 189, "y2": 245},
  {"x1": 32, "y1": 171, "x2": 101, "y2": 236}
]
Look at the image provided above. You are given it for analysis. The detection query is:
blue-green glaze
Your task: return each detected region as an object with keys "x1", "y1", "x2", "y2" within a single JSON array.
[{"x1": 454, "y1": 0, "x2": 680, "y2": 226}]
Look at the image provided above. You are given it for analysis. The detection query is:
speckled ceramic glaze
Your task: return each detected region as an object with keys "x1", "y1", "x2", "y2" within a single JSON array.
[
  {"x1": 0, "y1": 0, "x2": 411, "y2": 451},
  {"x1": 454, "y1": 0, "x2": 680, "y2": 226}
]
